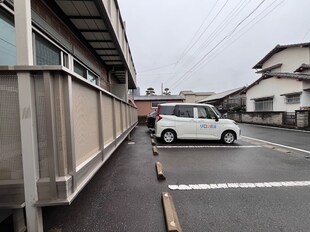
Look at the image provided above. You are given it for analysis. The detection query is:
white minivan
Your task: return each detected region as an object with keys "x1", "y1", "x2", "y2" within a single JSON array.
[{"x1": 155, "y1": 103, "x2": 241, "y2": 144}]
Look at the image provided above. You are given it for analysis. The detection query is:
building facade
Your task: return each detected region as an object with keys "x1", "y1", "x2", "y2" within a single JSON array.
[
  {"x1": 198, "y1": 87, "x2": 246, "y2": 113},
  {"x1": 245, "y1": 43, "x2": 310, "y2": 112},
  {"x1": 134, "y1": 95, "x2": 184, "y2": 123},
  {"x1": 179, "y1": 90, "x2": 214, "y2": 103}
]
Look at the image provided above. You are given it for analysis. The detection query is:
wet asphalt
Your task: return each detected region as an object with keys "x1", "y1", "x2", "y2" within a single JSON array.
[
  {"x1": 43, "y1": 124, "x2": 310, "y2": 232},
  {"x1": 43, "y1": 125, "x2": 166, "y2": 232}
]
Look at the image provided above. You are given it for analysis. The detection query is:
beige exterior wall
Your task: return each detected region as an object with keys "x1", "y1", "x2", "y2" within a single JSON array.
[
  {"x1": 180, "y1": 93, "x2": 213, "y2": 103},
  {"x1": 182, "y1": 94, "x2": 196, "y2": 103},
  {"x1": 246, "y1": 77, "x2": 303, "y2": 112},
  {"x1": 263, "y1": 47, "x2": 310, "y2": 72}
]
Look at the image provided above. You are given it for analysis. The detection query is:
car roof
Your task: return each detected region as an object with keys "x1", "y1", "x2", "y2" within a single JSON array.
[{"x1": 158, "y1": 103, "x2": 214, "y2": 107}]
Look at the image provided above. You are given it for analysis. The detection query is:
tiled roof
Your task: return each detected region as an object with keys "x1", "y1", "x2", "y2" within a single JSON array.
[
  {"x1": 264, "y1": 72, "x2": 310, "y2": 80},
  {"x1": 256, "y1": 63, "x2": 282, "y2": 73},
  {"x1": 253, "y1": 42, "x2": 310, "y2": 69},
  {"x1": 294, "y1": 63, "x2": 310, "y2": 72},
  {"x1": 242, "y1": 72, "x2": 310, "y2": 93}
]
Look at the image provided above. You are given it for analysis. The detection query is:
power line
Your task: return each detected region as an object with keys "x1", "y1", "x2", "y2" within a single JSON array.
[
  {"x1": 166, "y1": 0, "x2": 229, "y2": 87},
  {"x1": 203, "y1": 0, "x2": 285, "y2": 68},
  {"x1": 170, "y1": 0, "x2": 267, "y2": 90},
  {"x1": 179, "y1": 0, "x2": 229, "y2": 61},
  {"x1": 175, "y1": 0, "x2": 249, "y2": 74},
  {"x1": 175, "y1": 0, "x2": 220, "y2": 65},
  {"x1": 138, "y1": 62, "x2": 176, "y2": 73},
  {"x1": 172, "y1": 0, "x2": 285, "y2": 91}
]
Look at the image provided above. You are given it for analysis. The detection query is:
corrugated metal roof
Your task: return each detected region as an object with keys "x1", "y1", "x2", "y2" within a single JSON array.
[{"x1": 198, "y1": 87, "x2": 245, "y2": 103}]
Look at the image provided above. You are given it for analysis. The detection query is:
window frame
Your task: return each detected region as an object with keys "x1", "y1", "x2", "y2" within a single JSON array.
[
  {"x1": 285, "y1": 94, "x2": 300, "y2": 104},
  {"x1": 0, "y1": 6, "x2": 16, "y2": 65},
  {"x1": 254, "y1": 98, "x2": 273, "y2": 111}
]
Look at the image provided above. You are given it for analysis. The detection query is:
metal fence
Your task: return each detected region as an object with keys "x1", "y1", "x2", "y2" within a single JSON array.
[
  {"x1": 0, "y1": 66, "x2": 137, "y2": 208},
  {"x1": 283, "y1": 112, "x2": 296, "y2": 126}
]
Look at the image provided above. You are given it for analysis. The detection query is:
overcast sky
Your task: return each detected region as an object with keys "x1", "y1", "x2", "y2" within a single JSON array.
[{"x1": 117, "y1": 0, "x2": 310, "y2": 95}]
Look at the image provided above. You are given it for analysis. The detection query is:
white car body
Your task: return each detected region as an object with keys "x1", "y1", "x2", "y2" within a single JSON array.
[{"x1": 155, "y1": 103, "x2": 241, "y2": 143}]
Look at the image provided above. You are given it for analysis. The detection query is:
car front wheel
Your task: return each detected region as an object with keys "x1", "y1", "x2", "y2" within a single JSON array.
[
  {"x1": 162, "y1": 130, "x2": 176, "y2": 143},
  {"x1": 222, "y1": 131, "x2": 236, "y2": 144}
]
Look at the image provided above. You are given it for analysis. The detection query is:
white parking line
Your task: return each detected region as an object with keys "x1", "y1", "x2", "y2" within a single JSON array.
[
  {"x1": 157, "y1": 145, "x2": 261, "y2": 149},
  {"x1": 242, "y1": 136, "x2": 310, "y2": 154},
  {"x1": 168, "y1": 181, "x2": 310, "y2": 191},
  {"x1": 241, "y1": 123, "x2": 310, "y2": 133}
]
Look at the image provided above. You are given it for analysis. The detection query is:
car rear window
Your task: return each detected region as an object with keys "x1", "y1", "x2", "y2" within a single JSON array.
[{"x1": 159, "y1": 105, "x2": 175, "y2": 115}]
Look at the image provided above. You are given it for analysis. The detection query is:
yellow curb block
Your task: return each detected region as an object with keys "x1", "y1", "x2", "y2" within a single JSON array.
[
  {"x1": 153, "y1": 145, "x2": 159, "y2": 156},
  {"x1": 155, "y1": 162, "x2": 166, "y2": 180},
  {"x1": 161, "y1": 192, "x2": 182, "y2": 232}
]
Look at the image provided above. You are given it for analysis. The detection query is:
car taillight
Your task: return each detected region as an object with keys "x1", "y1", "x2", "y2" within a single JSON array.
[{"x1": 156, "y1": 105, "x2": 161, "y2": 121}]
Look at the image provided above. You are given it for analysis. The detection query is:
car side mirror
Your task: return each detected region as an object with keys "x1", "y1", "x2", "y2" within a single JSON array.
[{"x1": 215, "y1": 116, "x2": 219, "y2": 122}]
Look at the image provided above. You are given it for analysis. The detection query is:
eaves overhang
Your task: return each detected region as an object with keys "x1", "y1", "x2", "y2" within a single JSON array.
[
  {"x1": 253, "y1": 42, "x2": 310, "y2": 69},
  {"x1": 45, "y1": 0, "x2": 137, "y2": 88},
  {"x1": 255, "y1": 63, "x2": 282, "y2": 74},
  {"x1": 242, "y1": 72, "x2": 310, "y2": 94}
]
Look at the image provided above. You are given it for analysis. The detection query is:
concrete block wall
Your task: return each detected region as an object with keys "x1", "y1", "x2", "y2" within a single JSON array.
[{"x1": 296, "y1": 111, "x2": 309, "y2": 128}]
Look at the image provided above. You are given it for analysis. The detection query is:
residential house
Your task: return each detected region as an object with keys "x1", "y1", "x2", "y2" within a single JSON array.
[
  {"x1": 244, "y1": 42, "x2": 310, "y2": 112},
  {"x1": 0, "y1": 0, "x2": 137, "y2": 230},
  {"x1": 198, "y1": 87, "x2": 246, "y2": 113},
  {"x1": 179, "y1": 90, "x2": 215, "y2": 103}
]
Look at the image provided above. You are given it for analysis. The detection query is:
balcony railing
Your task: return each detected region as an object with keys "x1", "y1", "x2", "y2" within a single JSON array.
[{"x1": 0, "y1": 65, "x2": 137, "y2": 208}]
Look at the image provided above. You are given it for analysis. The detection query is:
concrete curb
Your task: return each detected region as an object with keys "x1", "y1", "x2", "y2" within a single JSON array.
[
  {"x1": 155, "y1": 162, "x2": 166, "y2": 180},
  {"x1": 152, "y1": 145, "x2": 159, "y2": 156},
  {"x1": 161, "y1": 192, "x2": 182, "y2": 232}
]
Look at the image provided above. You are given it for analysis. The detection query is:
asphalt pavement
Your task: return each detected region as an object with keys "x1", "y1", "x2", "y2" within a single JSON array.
[
  {"x1": 43, "y1": 124, "x2": 310, "y2": 232},
  {"x1": 43, "y1": 125, "x2": 166, "y2": 232}
]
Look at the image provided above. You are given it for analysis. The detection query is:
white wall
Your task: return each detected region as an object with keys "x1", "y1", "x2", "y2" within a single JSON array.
[
  {"x1": 301, "y1": 82, "x2": 310, "y2": 107},
  {"x1": 263, "y1": 47, "x2": 310, "y2": 72},
  {"x1": 246, "y1": 77, "x2": 303, "y2": 112}
]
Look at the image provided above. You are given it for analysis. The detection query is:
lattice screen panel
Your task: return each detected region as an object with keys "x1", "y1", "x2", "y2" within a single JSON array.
[{"x1": 0, "y1": 74, "x2": 23, "y2": 180}]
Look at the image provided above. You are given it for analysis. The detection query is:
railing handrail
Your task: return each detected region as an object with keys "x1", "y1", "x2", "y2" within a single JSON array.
[{"x1": 0, "y1": 65, "x2": 137, "y2": 108}]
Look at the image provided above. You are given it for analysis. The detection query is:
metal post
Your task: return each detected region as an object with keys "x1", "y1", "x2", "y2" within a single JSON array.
[
  {"x1": 112, "y1": 98, "x2": 117, "y2": 146},
  {"x1": 98, "y1": 92, "x2": 105, "y2": 160},
  {"x1": 64, "y1": 75, "x2": 77, "y2": 192},
  {"x1": 14, "y1": 0, "x2": 33, "y2": 65},
  {"x1": 18, "y1": 72, "x2": 43, "y2": 232},
  {"x1": 120, "y1": 101, "x2": 123, "y2": 133},
  {"x1": 43, "y1": 71, "x2": 58, "y2": 199}
]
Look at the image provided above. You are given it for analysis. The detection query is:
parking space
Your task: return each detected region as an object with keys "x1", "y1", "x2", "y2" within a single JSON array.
[
  {"x1": 154, "y1": 131, "x2": 310, "y2": 231},
  {"x1": 43, "y1": 125, "x2": 310, "y2": 231}
]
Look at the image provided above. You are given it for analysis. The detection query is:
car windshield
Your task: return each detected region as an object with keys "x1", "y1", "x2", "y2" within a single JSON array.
[{"x1": 211, "y1": 106, "x2": 222, "y2": 118}]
